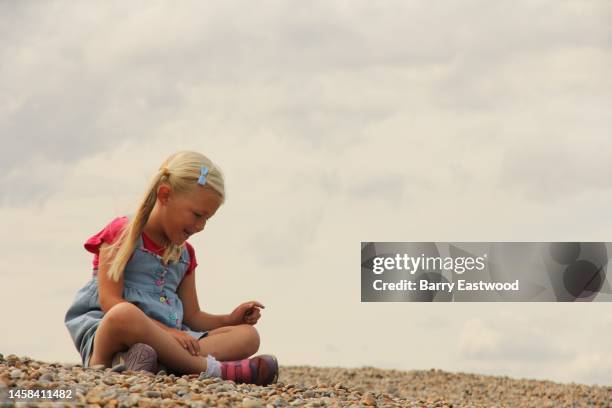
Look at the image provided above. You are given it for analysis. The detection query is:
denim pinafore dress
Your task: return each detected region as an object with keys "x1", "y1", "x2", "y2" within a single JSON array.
[{"x1": 64, "y1": 235, "x2": 207, "y2": 367}]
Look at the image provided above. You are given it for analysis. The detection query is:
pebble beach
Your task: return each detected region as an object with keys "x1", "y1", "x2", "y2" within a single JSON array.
[{"x1": 1, "y1": 353, "x2": 610, "y2": 407}]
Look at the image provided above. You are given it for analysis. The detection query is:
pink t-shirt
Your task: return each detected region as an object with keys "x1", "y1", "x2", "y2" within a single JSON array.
[{"x1": 84, "y1": 216, "x2": 197, "y2": 275}]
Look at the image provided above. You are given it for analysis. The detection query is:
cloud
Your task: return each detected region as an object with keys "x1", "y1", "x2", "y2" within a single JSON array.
[
  {"x1": 569, "y1": 352, "x2": 612, "y2": 385},
  {"x1": 2, "y1": 0, "x2": 610, "y2": 208},
  {"x1": 500, "y1": 135, "x2": 612, "y2": 202},
  {"x1": 458, "y1": 318, "x2": 571, "y2": 362},
  {"x1": 0, "y1": 156, "x2": 68, "y2": 207},
  {"x1": 248, "y1": 207, "x2": 325, "y2": 267},
  {"x1": 347, "y1": 173, "x2": 407, "y2": 203}
]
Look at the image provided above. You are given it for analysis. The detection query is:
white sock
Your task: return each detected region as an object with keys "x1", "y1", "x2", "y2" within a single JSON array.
[{"x1": 203, "y1": 354, "x2": 222, "y2": 378}]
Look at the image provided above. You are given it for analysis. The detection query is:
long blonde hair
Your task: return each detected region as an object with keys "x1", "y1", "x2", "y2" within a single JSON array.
[{"x1": 106, "y1": 151, "x2": 225, "y2": 282}]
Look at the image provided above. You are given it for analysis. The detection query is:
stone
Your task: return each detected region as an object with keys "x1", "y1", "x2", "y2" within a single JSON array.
[
  {"x1": 102, "y1": 377, "x2": 117, "y2": 385},
  {"x1": 242, "y1": 397, "x2": 265, "y2": 408},
  {"x1": 39, "y1": 373, "x2": 55, "y2": 382},
  {"x1": 361, "y1": 393, "x2": 377, "y2": 406},
  {"x1": 303, "y1": 390, "x2": 315, "y2": 398},
  {"x1": 9, "y1": 369, "x2": 23, "y2": 379},
  {"x1": 144, "y1": 390, "x2": 161, "y2": 398},
  {"x1": 100, "y1": 389, "x2": 118, "y2": 399},
  {"x1": 129, "y1": 384, "x2": 145, "y2": 393}
]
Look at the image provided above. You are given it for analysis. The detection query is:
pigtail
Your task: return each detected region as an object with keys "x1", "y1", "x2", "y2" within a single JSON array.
[{"x1": 105, "y1": 169, "x2": 166, "y2": 282}]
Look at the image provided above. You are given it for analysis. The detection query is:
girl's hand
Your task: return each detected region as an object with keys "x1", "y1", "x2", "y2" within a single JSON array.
[
  {"x1": 168, "y1": 328, "x2": 200, "y2": 356},
  {"x1": 228, "y1": 301, "x2": 264, "y2": 326}
]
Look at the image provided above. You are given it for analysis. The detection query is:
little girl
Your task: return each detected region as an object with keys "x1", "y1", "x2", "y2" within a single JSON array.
[{"x1": 65, "y1": 151, "x2": 278, "y2": 385}]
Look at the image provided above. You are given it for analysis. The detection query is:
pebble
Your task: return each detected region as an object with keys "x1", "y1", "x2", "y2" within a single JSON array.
[
  {"x1": 242, "y1": 397, "x2": 265, "y2": 407},
  {"x1": 39, "y1": 372, "x2": 55, "y2": 382},
  {"x1": 361, "y1": 392, "x2": 377, "y2": 406},
  {"x1": 0, "y1": 354, "x2": 610, "y2": 407},
  {"x1": 144, "y1": 390, "x2": 161, "y2": 398},
  {"x1": 5, "y1": 355, "x2": 18, "y2": 367},
  {"x1": 10, "y1": 369, "x2": 23, "y2": 379},
  {"x1": 129, "y1": 383, "x2": 145, "y2": 392}
]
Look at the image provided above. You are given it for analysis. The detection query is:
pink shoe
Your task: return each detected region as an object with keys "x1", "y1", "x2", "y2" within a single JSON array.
[
  {"x1": 220, "y1": 354, "x2": 278, "y2": 386},
  {"x1": 111, "y1": 343, "x2": 158, "y2": 373}
]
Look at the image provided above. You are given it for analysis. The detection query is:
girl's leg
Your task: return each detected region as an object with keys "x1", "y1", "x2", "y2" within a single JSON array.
[
  {"x1": 88, "y1": 302, "x2": 206, "y2": 375},
  {"x1": 197, "y1": 324, "x2": 260, "y2": 361}
]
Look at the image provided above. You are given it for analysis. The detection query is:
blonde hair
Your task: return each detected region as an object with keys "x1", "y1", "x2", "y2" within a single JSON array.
[{"x1": 106, "y1": 151, "x2": 225, "y2": 282}]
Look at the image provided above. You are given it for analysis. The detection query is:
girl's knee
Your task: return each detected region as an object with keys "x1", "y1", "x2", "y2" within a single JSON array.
[
  {"x1": 240, "y1": 324, "x2": 260, "y2": 353},
  {"x1": 104, "y1": 302, "x2": 146, "y2": 331}
]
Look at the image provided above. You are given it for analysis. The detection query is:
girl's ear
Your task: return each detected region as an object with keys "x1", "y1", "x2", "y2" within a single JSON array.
[{"x1": 157, "y1": 184, "x2": 172, "y2": 205}]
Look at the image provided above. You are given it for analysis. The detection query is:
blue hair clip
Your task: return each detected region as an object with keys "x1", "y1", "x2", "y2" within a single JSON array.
[{"x1": 198, "y1": 166, "x2": 209, "y2": 185}]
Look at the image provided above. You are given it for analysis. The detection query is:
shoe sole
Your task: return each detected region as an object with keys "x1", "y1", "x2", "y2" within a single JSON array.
[
  {"x1": 258, "y1": 354, "x2": 279, "y2": 385},
  {"x1": 270, "y1": 355, "x2": 279, "y2": 384}
]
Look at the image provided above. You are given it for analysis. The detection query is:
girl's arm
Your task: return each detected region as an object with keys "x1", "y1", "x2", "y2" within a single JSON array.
[
  {"x1": 98, "y1": 243, "x2": 129, "y2": 312},
  {"x1": 177, "y1": 270, "x2": 231, "y2": 331}
]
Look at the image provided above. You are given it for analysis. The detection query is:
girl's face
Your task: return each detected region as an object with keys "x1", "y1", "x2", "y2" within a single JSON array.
[{"x1": 157, "y1": 184, "x2": 223, "y2": 245}]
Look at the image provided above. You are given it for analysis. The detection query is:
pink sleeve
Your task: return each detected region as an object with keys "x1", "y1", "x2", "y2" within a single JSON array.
[
  {"x1": 84, "y1": 216, "x2": 129, "y2": 255},
  {"x1": 185, "y1": 242, "x2": 198, "y2": 275}
]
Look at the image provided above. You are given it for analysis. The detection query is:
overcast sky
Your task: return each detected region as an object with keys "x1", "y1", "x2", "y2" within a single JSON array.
[{"x1": 1, "y1": 0, "x2": 611, "y2": 386}]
